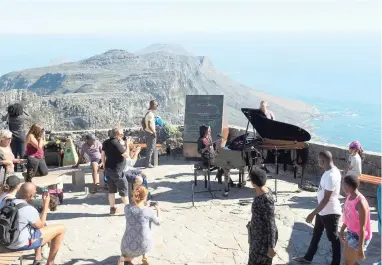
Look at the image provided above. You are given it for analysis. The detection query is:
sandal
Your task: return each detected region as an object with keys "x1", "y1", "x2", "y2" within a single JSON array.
[
  {"x1": 90, "y1": 183, "x2": 100, "y2": 194},
  {"x1": 293, "y1": 257, "x2": 312, "y2": 264},
  {"x1": 142, "y1": 257, "x2": 149, "y2": 265}
]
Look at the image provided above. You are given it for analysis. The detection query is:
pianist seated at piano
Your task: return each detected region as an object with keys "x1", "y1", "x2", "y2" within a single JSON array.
[
  {"x1": 259, "y1": 100, "x2": 275, "y2": 120},
  {"x1": 259, "y1": 100, "x2": 275, "y2": 173},
  {"x1": 197, "y1": 125, "x2": 236, "y2": 197}
]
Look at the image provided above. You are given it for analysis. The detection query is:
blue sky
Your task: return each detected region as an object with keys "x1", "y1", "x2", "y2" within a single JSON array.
[
  {"x1": 0, "y1": 0, "x2": 380, "y2": 104},
  {"x1": 0, "y1": 0, "x2": 380, "y2": 35}
]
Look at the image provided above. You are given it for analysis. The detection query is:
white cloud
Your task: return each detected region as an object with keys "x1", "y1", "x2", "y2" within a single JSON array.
[{"x1": 0, "y1": 0, "x2": 380, "y2": 34}]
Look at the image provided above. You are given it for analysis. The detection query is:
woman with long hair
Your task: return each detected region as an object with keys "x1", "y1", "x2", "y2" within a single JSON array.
[
  {"x1": 340, "y1": 175, "x2": 372, "y2": 265},
  {"x1": 25, "y1": 124, "x2": 48, "y2": 182},
  {"x1": 120, "y1": 185, "x2": 160, "y2": 265},
  {"x1": 346, "y1": 141, "x2": 364, "y2": 178},
  {"x1": 197, "y1": 125, "x2": 235, "y2": 197}
]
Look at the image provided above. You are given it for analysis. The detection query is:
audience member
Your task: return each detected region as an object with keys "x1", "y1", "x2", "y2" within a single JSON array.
[
  {"x1": 0, "y1": 174, "x2": 22, "y2": 207},
  {"x1": 5, "y1": 183, "x2": 65, "y2": 265},
  {"x1": 347, "y1": 140, "x2": 364, "y2": 178},
  {"x1": 101, "y1": 127, "x2": 130, "y2": 215},
  {"x1": 294, "y1": 151, "x2": 342, "y2": 265},
  {"x1": 73, "y1": 134, "x2": 103, "y2": 193},
  {"x1": 341, "y1": 174, "x2": 372, "y2": 265},
  {"x1": 120, "y1": 185, "x2": 160, "y2": 265},
  {"x1": 119, "y1": 136, "x2": 141, "y2": 170},
  {"x1": 0, "y1": 129, "x2": 24, "y2": 178},
  {"x1": 247, "y1": 169, "x2": 277, "y2": 265},
  {"x1": 143, "y1": 100, "x2": 158, "y2": 168},
  {"x1": 2, "y1": 103, "x2": 30, "y2": 171},
  {"x1": 25, "y1": 124, "x2": 48, "y2": 182}
]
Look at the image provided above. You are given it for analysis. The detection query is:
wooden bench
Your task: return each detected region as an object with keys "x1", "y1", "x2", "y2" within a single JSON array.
[
  {"x1": 359, "y1": 174, "x2": 382, "y2": 185},
  {"x1": 0, "y1": 245, "x2": 24, "y2": 265},
  {"x1": 129, "y1": 143, "x2": 162, "y2": 167},
  {"x1": 22, "y1": 168, "x2": 75, "y2": 188}
]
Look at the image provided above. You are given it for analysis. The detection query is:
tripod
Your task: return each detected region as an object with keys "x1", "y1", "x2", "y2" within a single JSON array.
[{"x1": 194, "y1": 138, "x2": 221, "y2": 199}]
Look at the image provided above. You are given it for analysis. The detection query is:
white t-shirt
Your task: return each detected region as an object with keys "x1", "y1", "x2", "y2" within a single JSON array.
[
  {"x1": 317, "y1": 166, "x2": 342, "y2": 216},
  {"x1": 347, "y1": 153, "x2": 362, "y2": 178},
  {"x1": 144, "y1": 111, "x2": 155, "y2": 133}
]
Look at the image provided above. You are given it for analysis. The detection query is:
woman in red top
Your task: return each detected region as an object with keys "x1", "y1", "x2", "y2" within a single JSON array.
[{"x1": 25, "y1": 124, "x2": 48, "y2": 182}]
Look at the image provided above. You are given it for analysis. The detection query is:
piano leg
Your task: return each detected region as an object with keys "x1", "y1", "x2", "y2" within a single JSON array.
[
  {"x1": 205, "y1": 171, "x2": 208, "y2": 189},
  {"x1": 274, "y1": 148, "x2": 278, "y2": 202}
]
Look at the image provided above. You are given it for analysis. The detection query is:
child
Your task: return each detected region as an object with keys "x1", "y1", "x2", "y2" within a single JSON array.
[
  {"x1": 347, "y1": 141, "x2": 363, "y2": 178},
  {"x1": 340, "y1": 174, "x2": 372, "y2": 265}
]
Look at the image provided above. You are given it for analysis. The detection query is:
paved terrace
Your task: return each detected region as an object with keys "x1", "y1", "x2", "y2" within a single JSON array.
[{"x1": 20, "y1": 157, "x2": 381, "y2": 265}]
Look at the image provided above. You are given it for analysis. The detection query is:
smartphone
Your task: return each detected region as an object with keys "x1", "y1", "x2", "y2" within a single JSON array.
[
  {"x1": 42, "y1": 187, "x2": 48, "y2": 192},
  {"x1": 149, "y1": 201, "x2": 158, "y2": 207}
]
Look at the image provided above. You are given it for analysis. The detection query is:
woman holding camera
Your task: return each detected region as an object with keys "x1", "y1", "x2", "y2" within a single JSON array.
[
  {"x1": 120, "y1": 184, "x2": 160, "y2": 265},
  {"x1": 25, "y1": 124, "x2": 48, "y2": 182}
]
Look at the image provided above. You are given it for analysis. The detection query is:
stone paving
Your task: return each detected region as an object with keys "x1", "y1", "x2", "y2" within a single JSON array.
[{"x1": 21, "y1": 157, "x2": 381, "y2": 264}]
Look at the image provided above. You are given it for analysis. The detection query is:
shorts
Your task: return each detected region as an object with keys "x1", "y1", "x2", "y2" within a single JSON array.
[
  {"x1": 17, "y1": 229, "x2": 43, "y2": 250},
  {"x1": 346, "y1": 231, "x2": 371, "y2": 251},
  {"x1": 105, "y1": 168, "x2": 129, "y2": 197},
  {"x1": 90, "y1": 159, "x2": 102, "y2": 164}
]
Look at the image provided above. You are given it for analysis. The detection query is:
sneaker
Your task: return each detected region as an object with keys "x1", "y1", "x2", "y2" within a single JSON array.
[
  {"x1": 145, "y1": 164, "x2": 154, "y2": 168},
  {"x1": 223, "y1": 190, "x2": 229, "y2": 197},
  {"x1": 110, "y1": 207, "x2": 121, "y2": 215}
]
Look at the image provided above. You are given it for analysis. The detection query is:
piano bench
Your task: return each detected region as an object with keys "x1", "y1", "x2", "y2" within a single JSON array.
[{"x1": 193, "y1": 163, "x2": 209, "y2": 188}]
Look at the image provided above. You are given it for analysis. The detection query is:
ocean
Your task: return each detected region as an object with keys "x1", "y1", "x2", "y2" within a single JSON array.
[{"x1": 0, "y1": 32, "x2": 380, "y2": 152}]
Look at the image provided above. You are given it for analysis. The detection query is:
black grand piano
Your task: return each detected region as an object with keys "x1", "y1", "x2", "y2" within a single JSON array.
[{"x1": 214, "y1": 108, "x2": 310, "y2": 201}]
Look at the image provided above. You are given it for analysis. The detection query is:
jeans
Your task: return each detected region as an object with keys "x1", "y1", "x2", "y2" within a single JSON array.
[
  {"x1": 304, "y1": 214, "x2": 341, "y2": 265},
  {"x1": 26, "y1": 156, "x2": 48, "y2": 182},
  {"x1": 10, "y1": 137, "x2": 25, "y2": 172},
  {"x1": 144, "y1": 131, "x2": 156, "y2": 166}
]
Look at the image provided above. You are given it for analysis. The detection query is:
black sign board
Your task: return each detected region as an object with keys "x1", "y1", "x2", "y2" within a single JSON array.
[{"x1": 183, "y1": 95, "x2": 224, "y2": 143}]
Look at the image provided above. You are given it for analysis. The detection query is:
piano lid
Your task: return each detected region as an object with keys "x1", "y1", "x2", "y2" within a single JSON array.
[{"x1": 241, "y1": 108, "x2": 311, "y2": 142}]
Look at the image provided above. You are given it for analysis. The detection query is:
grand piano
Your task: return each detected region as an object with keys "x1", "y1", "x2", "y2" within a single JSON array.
[{"x1": 214, "y1": 108, "x2": 310, "y2": 201}]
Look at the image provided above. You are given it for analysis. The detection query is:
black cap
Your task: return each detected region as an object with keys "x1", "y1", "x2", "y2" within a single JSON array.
[
  {"x1": 5, "y1": 175, "x2": 21, "y2": 188},
  {"x1": 85, "y1": 134, "x2": 96, "y2": 141}
]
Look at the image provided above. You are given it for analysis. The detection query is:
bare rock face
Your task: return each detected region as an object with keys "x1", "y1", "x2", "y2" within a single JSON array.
[{"x1": 0, "y1": 44, "x2": 319, "y2": 131}]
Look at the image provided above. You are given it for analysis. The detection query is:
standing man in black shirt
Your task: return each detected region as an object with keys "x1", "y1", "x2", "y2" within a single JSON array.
[
  {"x1": 2, "y1": 103, "x2": 30, "y2": 171},
  {"x1": 101, "y1": 127, "x2": 130, "y2": 215}
]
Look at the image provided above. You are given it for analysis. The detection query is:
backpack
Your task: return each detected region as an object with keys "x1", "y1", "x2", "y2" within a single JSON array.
[
  {"x1": 0, "y1": 199, "x2": 29, "y2": 246},
  {"x1": 141, "y1": 112, "x2": 150, "y2": 130}
]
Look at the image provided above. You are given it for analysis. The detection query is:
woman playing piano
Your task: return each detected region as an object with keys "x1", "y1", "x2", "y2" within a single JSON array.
[{"x1": 197, "y1": 125, "x2": 235, "y2": 197}]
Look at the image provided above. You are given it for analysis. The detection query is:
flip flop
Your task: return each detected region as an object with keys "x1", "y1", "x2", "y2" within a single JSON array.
[{"x1": 293, "y1": 257, "x2": 312, "y2": 264}]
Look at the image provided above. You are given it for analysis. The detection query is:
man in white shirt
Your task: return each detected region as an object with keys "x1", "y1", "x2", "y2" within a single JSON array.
[
  {"x1": 294, "y1": 151, "x2": 342, "y2": 265},
  {"x1": 143, "y1": 100, "x2": 158, "y2": 168}
]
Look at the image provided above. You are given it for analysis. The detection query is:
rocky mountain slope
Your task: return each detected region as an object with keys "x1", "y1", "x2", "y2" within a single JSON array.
[{"x1": 0, "y1": 44, "x2": 319, "y2": 131}]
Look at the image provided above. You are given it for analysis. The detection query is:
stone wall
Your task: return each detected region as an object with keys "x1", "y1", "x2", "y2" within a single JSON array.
[{"x1": 50, "y1": 125, "x2": 381, "y2": 180}]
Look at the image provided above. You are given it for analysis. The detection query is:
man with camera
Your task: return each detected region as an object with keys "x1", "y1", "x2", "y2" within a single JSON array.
[
  {"x1": 101, "y1": 127, "x2": 131, "y2": 215},
  {"x1": 4, "y1": 182, "x2": 65, "y2": 265}
]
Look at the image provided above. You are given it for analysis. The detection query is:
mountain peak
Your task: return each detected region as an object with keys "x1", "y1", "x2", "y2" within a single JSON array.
[{"x1": 135, "y1": 43, "x2": 193, "y2": 56}]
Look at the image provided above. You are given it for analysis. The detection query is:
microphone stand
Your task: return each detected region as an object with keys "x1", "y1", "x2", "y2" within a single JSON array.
[{"x1": 195, "y1": 136, "x2": 222, "y2": 199}]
